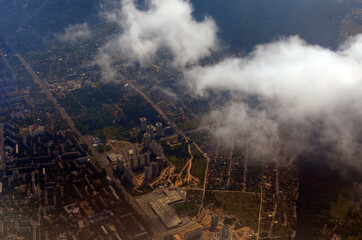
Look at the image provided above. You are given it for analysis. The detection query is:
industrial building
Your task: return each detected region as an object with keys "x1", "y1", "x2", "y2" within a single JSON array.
[
  {"x1": 148, "y1": 190, "x2": 185, "y2": 229},
  {"x1": 186, "y1": 226, "x2": 203, "y2": 239}
]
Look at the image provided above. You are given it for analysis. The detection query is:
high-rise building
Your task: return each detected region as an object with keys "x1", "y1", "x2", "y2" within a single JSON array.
[
  {"x1": 0, "y1": 220, "x2": 3, "y2": 235},
  {"x1": 163, "y1": 158, "x2": 168, "y2": 168},
  {"x1": 123, "y1": 144, "x2": 150, "y2": 170},
  {"x1": 124, "y1": 166, "x2": 136, "y2": 186},
  {"x1": 12, "y1": 170, "x2": 20, "y2": 182},
  {"x1": 140, "y1": 117, "x2": 147, "y2": 132},
  {"x1": 211, "y1": 214, "x2": 218, "y2": 228},
  {"x1": 145, "y1": 153, "x2": 150, "y2": 165},
  {"x1": 138, "y1": 155, "x2": 145, "y2": 168},
  {"x1": 130, "y1": 156, "x2": 139, "y2": 170},
  {"x1": 221, "y1": 224, "x2": 230, "y2": 239},
  {"x1": 151, "y1": 140, "x2": 164, "y2": 157},
  {"x1": 151, "y1": 162, "x2": 159, "y2": 177},
  {"x1": 117, "y1": 157, "x2": 125, "y2": 172},
  {"x1": 143, "y1": 133, "x2": 151, "y2": 148},
  {"x1": 155, "y1": 122, "x2": 163, "y2": 137},
  {"x1": 133, "y1": 145, "x2": 140, "y2": 156},
  {"x1": 147, "y1": 125, "x2": 154, "y2": 138},
  {"x1": 157, "y1": 157, "x2": 163, "y2": 173},
  {"x1": 144, "y1": 166, "x2": 152, "y2": 182},
  {"x1": 42, "y1": 168, "x2": 47, "y2": 182}
]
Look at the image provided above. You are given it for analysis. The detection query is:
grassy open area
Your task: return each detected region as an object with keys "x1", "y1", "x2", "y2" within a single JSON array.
[
  {"x1": 174, "y1": 190, "x2": 203, "y2": 217},
  {"x1": 177, "y1": 119, "x2": 200, "y2": 131},
  {"x1": 331, "y1": 189, "x2": 350, "y2": 219},
  {"x1": 94, "y1": 126, "x2": 133, "y2": 142},
  {"x1": 162, "y1": 141, "x2": 190, "y2": 173},
  {"x1": 212, "y1": 192, "x2": 260, "y2": 231},
  {"x1": 190, "y1": 144, "x2": 207, "y2": 185}
]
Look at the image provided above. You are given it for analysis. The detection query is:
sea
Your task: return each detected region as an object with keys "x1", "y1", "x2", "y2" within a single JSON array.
[{"x1": 191, "y1": 0, "x2": 359, "y2": 51}]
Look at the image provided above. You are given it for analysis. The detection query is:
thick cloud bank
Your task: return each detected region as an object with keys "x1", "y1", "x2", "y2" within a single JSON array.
[
  {"x1": 97, "y1": 0, "x2": 217, "y2": 69},
  {"x1": 55, "y1": 23, "x2": 91, "y2": 43},
  {"x1": 187, "y1": 35, "x2": 362, "y2": 169},
  {"x1": 96, "y1": 0, "x2": 362, "y2": 170}
]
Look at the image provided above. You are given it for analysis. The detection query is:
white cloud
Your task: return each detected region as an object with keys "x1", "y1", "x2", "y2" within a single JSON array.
[
  {"x1": 187, "y1": 35, "x2": 362, "y2": 169},
  {"x1": 97, "y1": 0, "x2": 218, "y2": 68},
  {"x1": 95, "y1": 0, "x2": 362, "y2": 170},
  {"x1": 55, "y1": 23, "x2": 91, "y2": 43}
]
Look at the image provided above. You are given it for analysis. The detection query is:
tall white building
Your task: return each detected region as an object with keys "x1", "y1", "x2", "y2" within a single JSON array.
[
  {"x1": 211, "y1": 214, "x2": 218, "y2": 228},
  {"x1": 144, "y1": 166, "x2": 152, "y2": 182},
  {"x1": 117, "y1": 157, "x2": 125, "y2": 172},
  {"x1": 151, "y1": 162, "x2": 159, "y2": 177},
  {"x1": 124, "y1": 145, "x2": 150, "y2": 170},
  {"x1": 124, "y1": 166, "x2": 136, "y2": 186},
  {"x1": 140, "y1": 117, "x2": 147, "y2": 132},
  {"x1": 143, "y1": 132, "x2": 151, "y2": 148},
  {"x1": 147, "y1": 125, "x2": 154, "y2": 138},
  {"x1": 155, "y1": 122, "x2": 163, "y2": 137},
  {"x1": 221, "y1": 224, "x2": 230, "y2": 239}
]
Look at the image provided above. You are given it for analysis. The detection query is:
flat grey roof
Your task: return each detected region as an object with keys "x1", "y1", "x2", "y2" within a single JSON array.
[
  {"x1": 149, "y1": 198, "x2": 182, "y2": 229},
  {"x1": 148, "y1": 190, "x2": 184, "y2": 229}
]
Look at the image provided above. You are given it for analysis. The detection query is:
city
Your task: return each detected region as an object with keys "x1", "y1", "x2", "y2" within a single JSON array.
[{"x1": 0, "y1": 0, "x2": 361, "y2": 240}]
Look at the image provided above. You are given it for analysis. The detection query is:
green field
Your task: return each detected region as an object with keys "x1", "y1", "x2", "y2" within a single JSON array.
[
  {"x1": 162, "y1": 142, "x2": 190, "y2": 173},
  {"x1": 190, "y1": 145, "x2": 207, "y2": 185},
  {"x1": 331, "y1": 190, "x2": 350, "y2": 219},
  {"x1": 212, "y1": 192, "x2": 260, "y2": 231},
  {"x1": 174, "y1": 190, "x2": 203, "y2": 217},
  {"x1": 177, "y1": 119, "x2": 200, "y2": 131},
  {"x1": 94, "y1": 126, "x2": 133, "y2": 142}
]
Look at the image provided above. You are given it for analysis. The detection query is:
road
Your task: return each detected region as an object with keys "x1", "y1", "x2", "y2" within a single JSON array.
[
  {"x1": 243, "y1": 139, "x2": 249, "y2": 192},
  {"x1": 226, "y1": 137, "x2": 235, "y2": 190},
  {"x1": 256, "y1": 176, "x2": 264, "y2": 240},
  {"x1": 0, "y1": 123, "x2": 4, "y2": 171},
  {"x1": 256, "y1": 140, "x2": 267, "y2": 240},
  {"x1": 0, "y1": 47, "x2": 14, "y2": 75},
  {"x1": 197, "y1": 139, "x2": 219, "y2": 215},
  {"x1": 170, "y1": 187, "x2": 263, "y2": 197},
  {"x1": 268, "y1": 147, "x2": 280, "y2": 238}
]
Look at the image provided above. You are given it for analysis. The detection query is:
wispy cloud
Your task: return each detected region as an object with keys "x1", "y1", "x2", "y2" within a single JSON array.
[{"x1": 55, "y1": 23, "x2": 91, "y2": 43}]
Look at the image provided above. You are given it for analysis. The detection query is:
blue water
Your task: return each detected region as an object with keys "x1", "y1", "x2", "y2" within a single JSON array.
[{"x1": 191, "y1": 0, "x2": 358, "y2": 50}]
